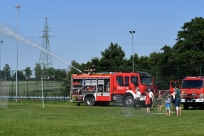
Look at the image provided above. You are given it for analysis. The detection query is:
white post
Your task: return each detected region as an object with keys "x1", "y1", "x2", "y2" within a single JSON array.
[
  {"x1": 15, "y1": 4, "x2": 21, "y2": 102},
  {"x1": 0, "y1": 41, "x2": 3, "y2": 93},
  {"x1": 41, "y1": 77, "x2": 44, "y2": 109}
]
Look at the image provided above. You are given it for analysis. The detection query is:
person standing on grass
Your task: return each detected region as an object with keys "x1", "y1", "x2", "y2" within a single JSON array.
[
  {"x1": 148, "y1": 89, "x2": 154, "y2": 109},
  {"x1": 175, "y1": 87, "x2": 182, "y2": 116},
  {"x1": 135, "y1": 87, "x2": 141, "y2": 109},
  {"x1": 171, "y1": 91, "x2": 176, "y2": 111},
  {"x1": 145, "y1": 90, "x2": 151, "y2": 114},
  {"x1": 165, "y1": 95, "x2": 171, "y2": 116},
  {"x1": 157, "y1": 91, "x2": 162, "y2": 112}
]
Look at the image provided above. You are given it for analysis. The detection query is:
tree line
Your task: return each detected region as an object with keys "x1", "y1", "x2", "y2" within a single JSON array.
[{"x1": 0, "y1": 63, "x2": 67, "y2": 81}]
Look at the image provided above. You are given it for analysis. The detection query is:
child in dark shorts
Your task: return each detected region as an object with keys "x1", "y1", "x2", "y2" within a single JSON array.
[{"x1": 145, "y1": 91, "x2": 151, "y2": 114}]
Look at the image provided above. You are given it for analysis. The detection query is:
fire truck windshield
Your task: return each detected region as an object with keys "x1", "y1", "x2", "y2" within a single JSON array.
[
  {"x1": 140, "y1": 76, "x2": 152, "y2": 85},
  {"x1": 181, "y1": 80, "x2": 203, "y2": 88}
]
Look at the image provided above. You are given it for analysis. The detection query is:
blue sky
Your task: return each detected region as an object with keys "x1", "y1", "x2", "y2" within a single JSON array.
[{"x1": 0, "y1": 0, "x2": 204, "y2": 71}]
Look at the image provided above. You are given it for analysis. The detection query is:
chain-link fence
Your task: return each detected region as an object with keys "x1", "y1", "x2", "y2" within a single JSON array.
[
  {"x1": 98, "y1": 64, "x2": 204, "y2": 89},
  {"x1": 0, "y1": 69, "x2": 68, "y2": 102},
  {"x1": 0, "y1": 80, "x2": 9, "y2": 108}
]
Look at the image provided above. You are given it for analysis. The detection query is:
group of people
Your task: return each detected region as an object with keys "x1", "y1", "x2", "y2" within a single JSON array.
[
  {"x1": 135, "y1": 86, "x2": 182, "y2": 116},
  {"x1": 156, "y1": 86, "x2": 182, "y2": 116},
  {"x1": 83, "y1": 64, "x2": 96, "y2": 74},
  {"x1": 134, "y1": 88, "x2": 154, "y2": 114}
]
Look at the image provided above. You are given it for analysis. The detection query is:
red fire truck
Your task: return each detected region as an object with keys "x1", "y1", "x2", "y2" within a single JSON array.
[
  {"x1": 169, "y1": 76, "x2": 204, "y2": 109},
  {"x1": 70, "y1": 72, "x2": 157, "y2": 106}
]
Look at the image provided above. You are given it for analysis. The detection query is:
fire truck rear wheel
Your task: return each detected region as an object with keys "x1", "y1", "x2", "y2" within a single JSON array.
[
  {"x1": 85, "y1": 96, "x2": 96, "y2": 106},
  {"x1": 123, "y1": 96, "x2": 134, "y2": 107}
]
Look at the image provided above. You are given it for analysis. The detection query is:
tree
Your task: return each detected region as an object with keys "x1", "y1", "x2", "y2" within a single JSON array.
[
  {"x1": 136, "y1": 55, "x2": 149, "y2": 72},
  {"x1": 154, "y1": 17, "x2": 204, "y2": 88},
  {"x1": 55, "y1": 69, "x2": 67, "y2": 81},
  {"x1": 172, "y1": 17, "x2": 204, "y2": 77},
  {"x1": 34, "y1": 63, "x2": 42, "y2": 81},
  {"x1": 46, "y1": 67, "x2": 55, "y2": 80},
  {"x1": 100, "y1": 42, "x2": 126, "y2": 72},
  {"x1": 0, "y1": 70, "x2": 4, "y2": 80},
  {"x1": 148, "y1": 52, "x2": 163, "y2": 67},
  {"x1": 159, "y1": 45, "x2": 177, "y2": 79},
  {"x1": 90, "y1": 57, "x2": 101, "y2": 72},
  {"x1": 25, "y1": 67, "x2": 32, "y2": 79},
  {"x1": 14, "y1": 71, "x2": 25, "y2": 80},
  {"x1": 160, "y1": 45, "x2": 174, "y2": 65},
  {"x1": 127, "y1": 53, "x2": 140, "y2": 72},
  {"x1": 2, "y1": 64, "x2": 11, "y2": 79},
  {"x1": 174, "y1": 17, "x2": 204, "y2": 53},
  {"x1": 61, "y1": 60, "x2": 81, "y2": 96}
]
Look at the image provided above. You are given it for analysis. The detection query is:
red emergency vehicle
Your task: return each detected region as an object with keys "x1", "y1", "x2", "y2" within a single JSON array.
[
  {"x1": 169, "y1": 76, "x2": 204, "y2": 109},
  {"x1": 70, "y1": 71, "x2": 157, "y2": 107}
]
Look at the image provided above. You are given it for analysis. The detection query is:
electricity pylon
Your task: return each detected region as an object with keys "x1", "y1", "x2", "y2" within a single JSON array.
[{"x1": 39, "y1": 17, "x2": 53, "y2": 69}]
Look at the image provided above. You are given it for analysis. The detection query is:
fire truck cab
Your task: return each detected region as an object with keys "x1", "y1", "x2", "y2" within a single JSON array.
[
  {"x1": 170, "y1": 76, "x2": 204, "y2": 109},
  {"x1": 70, "y1": 72, "x2": 156, "y2": 107}
]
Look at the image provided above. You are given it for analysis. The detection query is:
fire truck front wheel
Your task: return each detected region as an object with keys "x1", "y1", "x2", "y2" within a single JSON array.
[
  {"x1": 123, "y1": 96, "x2": 134, "y2": 107},
  {"x1": 85, "y1": 96, "x2": 96, "y2": 106}
]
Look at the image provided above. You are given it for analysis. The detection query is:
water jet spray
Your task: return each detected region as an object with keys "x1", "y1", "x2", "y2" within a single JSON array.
[{"x1": 0, "y1": 23, "x2": 82, "y2": 73}]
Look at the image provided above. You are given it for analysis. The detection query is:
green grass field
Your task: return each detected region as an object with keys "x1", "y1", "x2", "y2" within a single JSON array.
[{"x1": 0, "y1": 101, "x2": 203, "y2": 136}]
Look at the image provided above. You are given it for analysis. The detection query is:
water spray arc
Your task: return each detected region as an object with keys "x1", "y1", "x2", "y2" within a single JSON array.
[{"x1": 0, "y1": 23, "x2": 82, "y2": 73}]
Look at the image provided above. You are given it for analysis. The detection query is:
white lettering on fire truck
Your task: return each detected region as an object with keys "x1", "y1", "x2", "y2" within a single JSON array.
[{"x1": 117, "y1": 86, "x2": 129, "y2": 90}]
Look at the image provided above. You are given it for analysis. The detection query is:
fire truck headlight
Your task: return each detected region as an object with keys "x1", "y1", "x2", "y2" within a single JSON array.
[{"x1": 199, "y1": 93, "x2": 203, "y2": 98}]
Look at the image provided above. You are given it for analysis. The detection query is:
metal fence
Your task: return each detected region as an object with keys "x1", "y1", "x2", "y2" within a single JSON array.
[
  {"x1": 98, "y1": 64, "x2": 204, "y2": 89},
  {"x1": 0, "y1": 79, "x2": 68, "y2": 102},
  {"x1": 0, "y1": 69, "x2": 68, "y2": 102}
]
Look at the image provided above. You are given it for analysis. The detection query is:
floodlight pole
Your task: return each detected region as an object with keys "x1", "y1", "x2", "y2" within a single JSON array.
[
  {"x1": 0, "y1": 41, "x2": 3, "y2": 91},
  {"x1": 15, "y1": 4, "x2": 21, "y2": 102},
  {"x1": 129, "y1": 31, "x2": 135, "y2": 72}
]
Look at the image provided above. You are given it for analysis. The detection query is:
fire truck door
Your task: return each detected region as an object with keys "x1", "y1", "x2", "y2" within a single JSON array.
[
  {"x1": 96, "y1": 79, "x2": 111, "y2": 101},
  {"x1": 113, "y1": 75, "x2": 129, "y2": 93}
]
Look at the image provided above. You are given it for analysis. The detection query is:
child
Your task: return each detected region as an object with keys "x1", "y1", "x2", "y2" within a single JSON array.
[
  {"x1": 135, "y1": 88, "x2": 141, "y2": 109},
  {"x1": 157, "y1": 92, "x2": 162, "y2": 112},
  {"x1": 145, "y1": 90, "x2": 151, "y2": 114},
  {"x1": 165, "y1": 95, "x2": 171, "y2": 116}
]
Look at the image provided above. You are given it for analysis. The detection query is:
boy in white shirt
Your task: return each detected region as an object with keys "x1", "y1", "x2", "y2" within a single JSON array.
[
  {"x1": 135, "y1": 88, "x2": 141, "y2": 109},
  {"x1": 148, "y1": 89, "x2": 154, "y2": 109}
]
